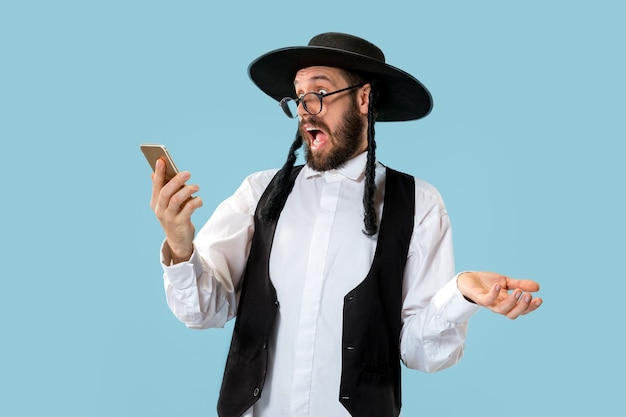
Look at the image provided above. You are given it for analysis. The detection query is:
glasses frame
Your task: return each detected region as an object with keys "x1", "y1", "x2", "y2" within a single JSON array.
[{"x1": 279, "y1": 82, "x2": 367, "y2": 119}]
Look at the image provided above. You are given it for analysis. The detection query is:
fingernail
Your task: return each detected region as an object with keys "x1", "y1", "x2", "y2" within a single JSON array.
[
  {"x1": 495, "y1": 284, "x2": 501, "y2": 292},
  {"x1": 514, "y1": 291, "x2": 521, "y2": 300},
  {"x1": 524, "y1": 295, "x2": 531, "y2": 303}
]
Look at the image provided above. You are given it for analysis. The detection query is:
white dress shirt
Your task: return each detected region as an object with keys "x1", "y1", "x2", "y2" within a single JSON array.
[{"x1": 161, "y1": 152, "x2": 480, "y2": 417}]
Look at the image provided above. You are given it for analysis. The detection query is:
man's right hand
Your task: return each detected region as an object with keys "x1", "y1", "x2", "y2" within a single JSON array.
[{"x1": 150, "y1": 158, "x2": 203, "y2": 264}]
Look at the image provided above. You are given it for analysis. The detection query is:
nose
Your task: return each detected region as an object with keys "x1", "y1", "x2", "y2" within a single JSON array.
[{"x1": 296, "y1": 97, "x2": 308, "y2": 118}]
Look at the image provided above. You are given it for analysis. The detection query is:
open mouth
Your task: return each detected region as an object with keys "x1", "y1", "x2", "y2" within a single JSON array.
[{"x1": 305, "y1": 126, "x2": 329, "y2": 150}]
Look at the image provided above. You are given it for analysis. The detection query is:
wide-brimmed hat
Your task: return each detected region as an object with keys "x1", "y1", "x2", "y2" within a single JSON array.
[{"x1": 248, "y1": 32, "x2": 433, "y2": 122}]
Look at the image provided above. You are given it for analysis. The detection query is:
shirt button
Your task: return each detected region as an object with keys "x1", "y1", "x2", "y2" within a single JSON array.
[{"x1": 253, "y1": 387, "x2": 260, "y2": 397}]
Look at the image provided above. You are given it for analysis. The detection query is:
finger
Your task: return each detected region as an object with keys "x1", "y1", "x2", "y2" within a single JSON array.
[
  {"x1": 520, "y1": 296, "x2": 543, "y2": 316},
  {"x1": 158, "y1": 171, "x2": 190, "y2": 213},
  {"x1": 474, "y1": 282, "x2": 505, "y2": 308},
  {"x1": 488, "y1": 287, "x2": 524, "y2": 315},
  {"x1": 150, "y1": 159, "x2": 166, "y2": 210},
  {"x1": 505, "y1": 292, "x2": 541, "y2": 319},
  {"x1": 162, "y1": 171, "x2": 191, "y2": 195},
  {"x1": 167, "y1": 183, "x2": 200, "y2": 214},
  {"x1": 179, "y1": 195, "x2": 203, "y2": 216},
  {"x1": 505, "y1": 278, "x2": 540, "y2": 293}
]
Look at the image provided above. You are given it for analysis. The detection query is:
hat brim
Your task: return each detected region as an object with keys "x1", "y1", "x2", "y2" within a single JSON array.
[{"x1": 248, "y1": 46, "x2": 433, "y2": 122}]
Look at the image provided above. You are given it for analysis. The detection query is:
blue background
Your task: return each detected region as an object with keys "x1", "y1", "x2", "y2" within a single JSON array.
[{"x1": 2, "y1": 1, "x2": 624, "y2": 416}]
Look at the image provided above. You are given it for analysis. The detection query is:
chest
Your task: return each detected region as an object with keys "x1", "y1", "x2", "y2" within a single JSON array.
[{"x1": 269, "y1": 176, "x2": 379, "y2": 308}]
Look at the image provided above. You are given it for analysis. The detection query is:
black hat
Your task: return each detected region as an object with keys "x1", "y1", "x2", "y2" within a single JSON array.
[{"x1": 248, "y1": 32, "x2": 433, "y2": 122}]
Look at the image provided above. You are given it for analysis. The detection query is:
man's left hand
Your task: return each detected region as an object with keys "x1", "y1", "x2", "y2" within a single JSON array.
[{"x1": 457, "y1": 272, "x2": 543, "y2": 319}]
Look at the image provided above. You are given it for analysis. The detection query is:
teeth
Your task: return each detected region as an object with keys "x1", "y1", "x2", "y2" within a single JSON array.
[
  {"x1": 305, "y1": 126, "x2": 322, "y2": 146},
  {"x1": 306, "y1": 127, "x2": 317, "y2": 144}
]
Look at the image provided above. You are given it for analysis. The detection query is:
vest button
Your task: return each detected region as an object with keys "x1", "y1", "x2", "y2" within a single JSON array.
[
  {"x1": 346, "y1": 345, "x2": 356, "y2": 351},
  {"x1": 253, "y1": 387, "x2": 260, "y2": 397}
]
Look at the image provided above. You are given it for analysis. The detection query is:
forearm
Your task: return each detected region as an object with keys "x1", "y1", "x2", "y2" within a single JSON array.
[
  {"x1": 162, "y1": 242, "x2": 238, "y2": 329},
  {"x1": 400, "y1": 275, "x2": 480, "y2": 372}
]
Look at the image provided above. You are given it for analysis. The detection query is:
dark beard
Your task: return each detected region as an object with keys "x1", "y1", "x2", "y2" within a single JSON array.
[{"x1": 302, "y1": 100, "x2": 366, "y2": 172}]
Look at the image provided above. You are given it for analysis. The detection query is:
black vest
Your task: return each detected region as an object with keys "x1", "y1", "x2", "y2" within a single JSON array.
[{"x1": 217, "y1": 166, "x2": 415, "y2": 417}]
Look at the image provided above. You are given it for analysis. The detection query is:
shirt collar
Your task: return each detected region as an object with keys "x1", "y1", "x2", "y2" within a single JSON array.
[{"x1": 302, "y1": 151, "x2": 368, "y2": 181}]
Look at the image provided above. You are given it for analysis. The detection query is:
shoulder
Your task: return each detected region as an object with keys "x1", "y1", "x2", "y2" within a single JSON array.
[
  {"x1": 382, "y1": 166, "x2": 445, "y2": 205},
  {"x1": 221, "y1": 168, "x2": 279, "y2": 214},
  {"x1": 413, "y1": 177, "x2": 449, "y2": 229},
  {"x1": 239, "y1": 169, "x2": 280, "y2": 195},
  {"x1": 383, "y1": 166, "x2": 448, "y2": 227},
  {"x1": 413, "y1": 178, "x2": 445, "y2": 205}
]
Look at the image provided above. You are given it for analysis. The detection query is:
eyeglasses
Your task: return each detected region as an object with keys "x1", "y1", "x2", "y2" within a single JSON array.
[{"x1": 279, "y1": 83, "x2": 367, "y2": 119}]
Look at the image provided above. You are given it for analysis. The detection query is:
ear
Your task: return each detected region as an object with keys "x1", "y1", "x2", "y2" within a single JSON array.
[{"x1": 357, "y1": 83, "x2": 371, "y2": 115}]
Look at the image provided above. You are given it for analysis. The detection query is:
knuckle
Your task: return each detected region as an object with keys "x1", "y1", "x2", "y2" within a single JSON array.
[{"x1": 170, "y1": 194, "x2": 181, "y2": 205}]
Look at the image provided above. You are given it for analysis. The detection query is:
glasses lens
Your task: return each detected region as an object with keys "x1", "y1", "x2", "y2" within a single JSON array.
[
  {"x1": 302, "y1": 93, "x2": 322, "y2": 115},
  {"x1": 279, "y1": 97, "x2": 298, "y2": 118}
]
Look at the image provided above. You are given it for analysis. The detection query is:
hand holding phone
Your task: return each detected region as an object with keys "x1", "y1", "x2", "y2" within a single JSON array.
[{"x1": 142, "y1": 143, "x2": 200, "y2": 264}]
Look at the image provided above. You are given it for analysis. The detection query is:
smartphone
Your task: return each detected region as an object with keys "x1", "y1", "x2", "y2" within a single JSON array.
[{"x1": 140, "y1": 144, "x2": 179, "y2": 182}]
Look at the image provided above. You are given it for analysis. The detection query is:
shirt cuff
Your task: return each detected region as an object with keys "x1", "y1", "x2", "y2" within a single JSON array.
[
  {"x1": 160, "y1": 240, "x2": 204, "y2": 289},
  {"x1": 432, "y1": 273, "x2": 481, "y2": 323}
]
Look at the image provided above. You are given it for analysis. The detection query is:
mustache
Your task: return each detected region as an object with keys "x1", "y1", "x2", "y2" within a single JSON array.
[{"x1": 299, "y1": 116, "x2": 330, "y2": 134}]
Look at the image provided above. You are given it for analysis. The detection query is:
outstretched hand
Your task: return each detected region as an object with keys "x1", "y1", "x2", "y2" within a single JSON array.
[{"x1": 457, "y1": 271, "x2": 542, "y2": 319}]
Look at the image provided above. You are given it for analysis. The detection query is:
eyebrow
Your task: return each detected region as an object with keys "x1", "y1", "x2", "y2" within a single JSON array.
[{"x1": 293, "y1": 74, "x2": 334, "y2": 87}]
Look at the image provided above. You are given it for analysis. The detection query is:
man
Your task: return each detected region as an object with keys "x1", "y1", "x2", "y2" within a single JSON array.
[{"x1": 150, "y1": 33, "x2": 542, "y2": 417}]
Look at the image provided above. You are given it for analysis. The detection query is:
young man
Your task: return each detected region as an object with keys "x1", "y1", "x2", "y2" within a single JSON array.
[{"x1": 150, "y1": 32, "x2": 542, "y2": 417}]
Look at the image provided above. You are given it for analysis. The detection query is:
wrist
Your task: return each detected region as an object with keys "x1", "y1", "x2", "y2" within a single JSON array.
[
  {"x1": 167, "y1": 242, "x2": 193, "y2": 265},
  {"x1": 170, "y1": 253, "x2": 191, "y2": 265},
  {"x1": 463, "y1": 295, "x2": 477, "y2": 304},
  {"x1": 457, "y1": 272, "x2": 477, "y2": 304}
]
